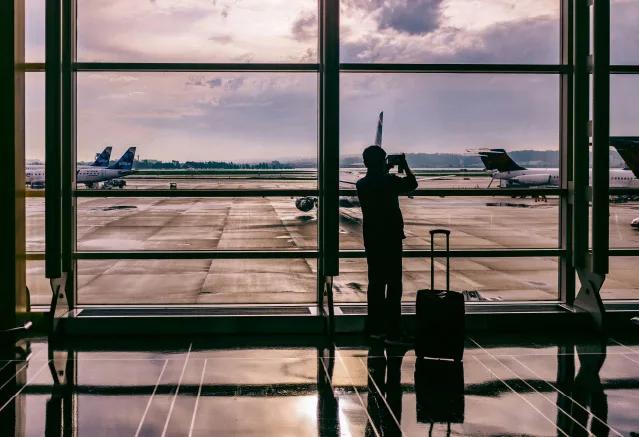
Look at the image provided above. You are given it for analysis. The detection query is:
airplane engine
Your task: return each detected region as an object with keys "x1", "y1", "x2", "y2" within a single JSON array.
[
  {"x1": 295, "y1": 197, "x2": 317, "y2": 212},
  {"x1": 510, "y1": 174, "x2": 552, "y2": 187}
]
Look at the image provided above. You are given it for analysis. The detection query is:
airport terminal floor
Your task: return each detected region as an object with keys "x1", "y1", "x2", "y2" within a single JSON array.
[{"x1": 2, "y1": 331, "x2": 639, "y2": 436}]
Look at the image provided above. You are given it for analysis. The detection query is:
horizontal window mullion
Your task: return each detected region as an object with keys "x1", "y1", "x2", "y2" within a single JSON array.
[
  {"x1": 340, "y1": 249, "x2": 564, "y2": 258},
  {"x1": 74, "y1": 189, "x2": 319, "y2": 198},
  {"x1": 74, "y1": 250, "x2": 318, "y2": 260},
  {"x1": 73, "y1": 62, "x2": 319, "y2": 72},
  {"x1": 610, "y1": 65, "x2": 639, "y2": 73},
  {"x1": 340, "y1": 63, "x2": 568, "y2": 74},
  {"x1": 609, "y1": 188, "x2": 639, "y2": 195},
  {"x1": 339, "y1": 188, "x2": 565, "y2": 197},
  {"x1": 609, "y1": 249, "x2": 639, "y2": 257},
  {"x1": 22, "y1": 62, "x2": 45, "y2": 72}
]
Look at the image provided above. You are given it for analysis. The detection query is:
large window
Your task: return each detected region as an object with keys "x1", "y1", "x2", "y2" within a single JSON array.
[{"x1": 21, "y1": 0, "x2": 639, "y2": 308}]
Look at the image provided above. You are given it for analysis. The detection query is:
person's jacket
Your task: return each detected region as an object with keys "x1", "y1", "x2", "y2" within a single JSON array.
[{"x1": 356, "y1": 171, "x2": 418, "y2": 249}]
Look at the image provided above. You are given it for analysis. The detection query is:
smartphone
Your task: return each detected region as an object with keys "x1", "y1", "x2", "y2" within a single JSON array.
[{"x1": 386, "y1": 154, "x2": 405, "y2": 173}]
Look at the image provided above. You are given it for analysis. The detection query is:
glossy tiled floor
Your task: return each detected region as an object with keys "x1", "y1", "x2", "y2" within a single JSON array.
[{"x1": 1, "y1": 332, "x2": 639, "y2": 436}]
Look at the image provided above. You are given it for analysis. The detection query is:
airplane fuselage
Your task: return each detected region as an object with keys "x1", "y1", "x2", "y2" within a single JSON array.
[
  {"x1": 26, "y1": 165, "x2": 133, "y2": 186},
  {"x1": 493, "y1": 168, "x2": 638, "y2": 188}
]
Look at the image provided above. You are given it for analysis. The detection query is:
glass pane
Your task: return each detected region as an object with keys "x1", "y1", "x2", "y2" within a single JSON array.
[
  {"x1": 335, "y1": 257, "x2": 559, "y2": 303},
  {"x1": 76, "y1": 197, "x2": 317, "y2": 251},
  {"x1": 611, "y1": 0, "x2": 639, "y2": 65},
  {"x1": 341, "y1": 74, "x2": 559, "y2": 175},
  {"x1": 341, "y1": 0, "x2": 560, "y2": 63},
  {"x1": 25, "y1": 0, "x2": 45, "y2": 62},
  {"x1": 77, "y1": 259, "x2": 317, "y2": 304},
  {"x1": 599, "y1": 257, "x2": 639, "y2": 300},
  {"x1": 26, "y1": 72, "x2": 45, "y2": 164},
  {"x1": 611, "y1": 75, "x2": 639, "y2": 136},
  {"x1": 77, "y1": 0, "x2": 318, "y2": 62},
  {"x1": 27, "y1": 260, "x2": 49, "y2": 306},
  {"x1": 340, "y1": 195, "x2": 559, "y2": 250},
  {"x1": 610, "y1": 202, "x2": 639, "y2": 249},
  {"x1": 26, "y1": 73, "x2": 45, "y2": 254},
  {"x1": 76, "y1": 72, "x2": 317, "y2": 190}
]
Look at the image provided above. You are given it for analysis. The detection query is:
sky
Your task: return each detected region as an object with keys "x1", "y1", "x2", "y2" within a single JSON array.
[{"x1": 24, "y1": 0, "x2": 639, "y2": 162}]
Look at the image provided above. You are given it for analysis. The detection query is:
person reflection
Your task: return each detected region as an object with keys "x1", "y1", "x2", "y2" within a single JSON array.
[
  {"x1": 366, "y1": 341, "x2": 406, "y2": 437},
  {"x1": 569, "y1": 343, "x2": 609, "y2": 437}
]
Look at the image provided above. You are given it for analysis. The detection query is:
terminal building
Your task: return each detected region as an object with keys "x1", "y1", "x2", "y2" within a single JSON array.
[{"x1": 1, "y1": 0, "x2": 639, "y2": 435}]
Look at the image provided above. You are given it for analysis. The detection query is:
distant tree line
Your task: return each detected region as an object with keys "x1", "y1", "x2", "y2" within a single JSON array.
[
  {"x1": 129, "y1": 159, "x2": 294, "y2": 170},
  {"x1": 76, "y1": 149, "x2": 628, "y2": 170}
]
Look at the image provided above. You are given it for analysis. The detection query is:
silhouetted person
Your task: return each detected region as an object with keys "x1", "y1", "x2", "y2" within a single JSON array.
[{"x1": 356, "y1": 146, "x2": 417, "y2": 342}]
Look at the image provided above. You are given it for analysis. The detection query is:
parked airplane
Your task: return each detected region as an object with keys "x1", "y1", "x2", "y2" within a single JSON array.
[
  {"x1": 477, "y1": 141, "x2": 639, "y2": 189},
  {"x1": 295, "y1": 112, "x2": 385, "y2": 212},
  {"x1": 26, "y1": 146, "x2": 136, "y2": 189},
  {"x1": 26, "y1": 146, "x2": 113, "y2": 188}
]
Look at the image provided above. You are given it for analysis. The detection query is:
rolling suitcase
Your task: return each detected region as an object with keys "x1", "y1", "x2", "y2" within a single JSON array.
[{"x1": 415, "y1": 229, "x2": 465, "y2": 361}]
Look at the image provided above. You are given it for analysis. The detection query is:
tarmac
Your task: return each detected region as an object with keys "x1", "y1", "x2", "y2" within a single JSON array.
[{"x1": 24, "y1": 175, "x2": 639, "y2": 305}]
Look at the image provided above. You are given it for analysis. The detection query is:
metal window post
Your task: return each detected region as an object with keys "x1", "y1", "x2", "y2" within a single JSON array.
[
  {"x1": 590, "y1": 0, "x2": 610, "y2": 275},
  {"x1": 319, "y1": 0, "x2": 339, "y2": 329},
  {"x1": 573, "y1": 0, "x2": 608, "y2": 330},
  {"x1": 559, "y1": 0, "x2": 575, "y2": 305},
  {"x1": 46, "y1": 0, "x2": 63, "y2": 280},
  {"x1": 1, "y1": 0, "x2": 26, "y2": 330},
  {"x1": 62, "y1": 0, "x2": 76, "y2": 309}
]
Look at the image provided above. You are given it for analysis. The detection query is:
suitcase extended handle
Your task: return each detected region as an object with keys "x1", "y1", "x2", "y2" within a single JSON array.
[
  {"x1": 430, "y1": 229, "x2": 450, "y2": 292},
  {"x1": 429, "y1": 229, "x2": 451, "y2": 236}
]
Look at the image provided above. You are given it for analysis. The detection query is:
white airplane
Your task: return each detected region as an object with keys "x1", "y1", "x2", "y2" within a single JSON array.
[
  {"x1": 26, "y1": 146, "x2": 136, "y2": 189},
  {"x1": 26, "y1": 146, "x2": 112, "y2": 188},
  {"x1": 477, "y1": 138, "x2": 639, "y2": 189},
  {"x1": 294, "y1": 113, "x2": 387, "y2": 212}
]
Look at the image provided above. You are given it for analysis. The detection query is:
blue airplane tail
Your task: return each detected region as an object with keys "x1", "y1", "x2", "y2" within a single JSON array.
[
  {"x1": 477, "y1": 149, "x2": 526, "y2": 172},
  {"x1": 108, "y1": 147, "x2": 136, "y2": 171},
  {"x1": 90, "y1": 146, "x2": 112, "y2": 167},
  {"x1": 610, "y1": 137, "x2": 639, "y2": 178}
]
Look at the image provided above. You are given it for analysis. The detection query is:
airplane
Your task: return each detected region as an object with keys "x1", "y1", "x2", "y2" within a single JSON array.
[
  {"x1": 26, "y1": 146, "x2": 136, "y2": 189},
  {"x1": 26, "y1": 146, "x2": 113, "y2": 188},
  {"x1": 632, "y1": 217, "x2": 639, "y2": 229},
  {"x1": 295, "y1": 112, "x2": 386, "y2": 212},
  {"x1": 477, "y1": 139, "x2": 639, "y2": 189}
]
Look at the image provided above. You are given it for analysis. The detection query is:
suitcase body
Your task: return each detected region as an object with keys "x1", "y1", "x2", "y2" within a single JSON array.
[{"x1": 415, "y1": 229, "x2": 465, "y2": 361}]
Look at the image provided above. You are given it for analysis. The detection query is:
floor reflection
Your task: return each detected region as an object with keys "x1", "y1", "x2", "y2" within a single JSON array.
[{"x1": 0, "y1": 334, "x2": 638, "y2": 436}]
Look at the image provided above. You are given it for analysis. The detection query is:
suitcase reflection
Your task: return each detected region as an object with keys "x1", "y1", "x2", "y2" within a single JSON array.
[{"x1": 415, "y1": 358, "x2": 465, "y2": 431}]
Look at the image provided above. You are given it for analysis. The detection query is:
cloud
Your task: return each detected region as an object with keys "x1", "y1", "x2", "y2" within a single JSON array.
[
  {"x1": 341, "y1": 15, "x2": 558, "y2": 64},
  {"x1": 378, "y1": 0, "x2": 444, "y2": 35},
  {"x1": 291, "y1": 11, "x2": 317, "y2": 41}
]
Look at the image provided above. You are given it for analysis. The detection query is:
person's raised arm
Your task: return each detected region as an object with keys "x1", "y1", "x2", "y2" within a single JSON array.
[{"x1": 392, "y1": 155, "x2": 418, "y2": 194}]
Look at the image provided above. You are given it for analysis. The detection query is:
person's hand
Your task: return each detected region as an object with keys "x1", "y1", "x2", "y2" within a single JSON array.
[{"x1": 399, "y1": 153, "x2": 407, "y2": 173}]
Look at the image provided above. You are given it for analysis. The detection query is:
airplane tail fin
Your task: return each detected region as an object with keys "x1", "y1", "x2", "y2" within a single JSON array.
[
  {"x1": 108, "y1": 147, "x2": 136, "y2": 171},
  {"x1": 90, "y1": 146, "x2": 112, "y2": 167},
  {"x1": 374, "y1": 111, "x2": 383, "y2": 146},
  {"x1": 610, "y1": 137, "x2": 639, "y2": 178},
  {"x1": 477, "y1": 149, "x2": 526, "y2": 172}
]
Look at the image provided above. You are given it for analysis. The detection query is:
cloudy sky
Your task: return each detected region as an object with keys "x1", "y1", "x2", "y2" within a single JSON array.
[{"x1": 24, "y1": 0, "x2": 639, "y2": 162}]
